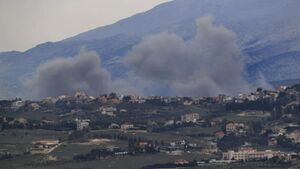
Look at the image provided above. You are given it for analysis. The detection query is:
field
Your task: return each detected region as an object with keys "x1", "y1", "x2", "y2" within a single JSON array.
[{"x1": 0, "y1": 129, "x2": 68, "y2": 154}]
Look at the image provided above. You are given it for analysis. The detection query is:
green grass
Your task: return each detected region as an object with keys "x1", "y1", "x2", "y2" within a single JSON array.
[
  {"x1": 170, "y1": 126, "x2": 220, "y2": 136},
  {"x1": 224, "y1": 112, "x2": 267, "y2": 123}
]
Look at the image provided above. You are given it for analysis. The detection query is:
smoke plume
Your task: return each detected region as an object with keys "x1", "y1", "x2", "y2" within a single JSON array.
[
  {"x1": 24, "y1": 50, "x2": 112, "y2": 99},
  {"x1": 25, "y1": 16, "x2": 267, "y2": 99},
  {"x1": 125, "y1": 16, "x2": 253, "y2": 96}
]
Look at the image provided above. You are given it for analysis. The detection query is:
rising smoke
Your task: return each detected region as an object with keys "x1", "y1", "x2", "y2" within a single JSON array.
[
  {"x1": 24, "y1": 50, "x2": 112, "y2": 99},
  {"x1": 25, "y1": 17, "x2": 265, "y2": 99},
  {"x1": 125, "y1": 16, "x2": 253, "y2": 96}
]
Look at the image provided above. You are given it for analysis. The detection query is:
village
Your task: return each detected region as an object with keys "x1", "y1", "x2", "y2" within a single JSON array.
[{"x1": 0, "y1": 84, "x2": 300, "y2": 169}]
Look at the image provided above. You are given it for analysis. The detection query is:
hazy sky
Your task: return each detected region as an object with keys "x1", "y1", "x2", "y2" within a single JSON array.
[{"x1": 0, "y1": 0, "x2": 171, "y2": 52}]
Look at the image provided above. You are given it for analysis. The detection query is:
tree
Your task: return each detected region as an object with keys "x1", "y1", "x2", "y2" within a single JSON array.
[{"x1": 252, "y1": 121, "x2": 262, "y2": 135}]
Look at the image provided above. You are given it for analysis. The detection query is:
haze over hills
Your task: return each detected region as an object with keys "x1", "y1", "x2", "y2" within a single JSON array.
[{"x1": 1, "y1": 0, "x2": 300, "y2": 99}]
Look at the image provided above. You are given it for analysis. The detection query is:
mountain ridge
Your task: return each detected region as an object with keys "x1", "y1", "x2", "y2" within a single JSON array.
[{"x1": 0, "y1": 0, "x2": 300, "y2": 98}]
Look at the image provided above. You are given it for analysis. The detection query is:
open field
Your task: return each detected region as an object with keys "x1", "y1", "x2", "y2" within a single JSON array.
[
  {"x1": 0, "y1": 129, "x2": 68, "y2": 154},
  {"x1": 0, "y1": 152, "x2": 208, "y2": 169}
]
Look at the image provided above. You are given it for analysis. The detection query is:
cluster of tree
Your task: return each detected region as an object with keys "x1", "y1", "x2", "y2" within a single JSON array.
[
  {"x1": 217, "y1": 134, "x2": 246, "y2": 151},
  {"x1": 288, "y1": 84, "x2": 300, "y2": 92},
  {"x1": 73, "y1": 148, "x2": 127, "y2": 161},
  {"x1": 68, "y1": 131, "x2": 85, "y2": 141},
  {"x1": 86, "y1": 132, "x2": 165, "y2": 147},
  {"x1": 187, "y1": 133, "x2": 212, "y2": 138},
  {"x1": 226, "y1": 98, "x2": 275, "y2": 111},
  {"x1": 277, "y1": 135, "x2": 300, "y2": 151},
  {"x1": 128, "y1": 139, "x2": 158, "y2": 154},
  {"x1": 266, "y1": 156, "x2": 292, "y2": 166},
  {"x1": 1, "y1": 118, "x2": 76, "y2": 131}
]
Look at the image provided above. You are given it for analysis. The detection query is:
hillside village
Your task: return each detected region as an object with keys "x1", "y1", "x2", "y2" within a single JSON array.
[{"x1": 0, "y1": 84, "x2": 300, "y2": 169}]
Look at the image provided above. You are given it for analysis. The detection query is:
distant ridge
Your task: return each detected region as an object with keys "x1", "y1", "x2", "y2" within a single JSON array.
[{"x1": 0, "y1": 0, "x2": 300, "y2": 98}]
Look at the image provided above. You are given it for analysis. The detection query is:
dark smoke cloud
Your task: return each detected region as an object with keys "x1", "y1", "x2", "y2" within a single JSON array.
[
  {"x1": 124, "y1": 16, "x2": 253, "y2": 96},
  {"x1": 24, "y1": 50, "x2": 112, "y2": 99}
]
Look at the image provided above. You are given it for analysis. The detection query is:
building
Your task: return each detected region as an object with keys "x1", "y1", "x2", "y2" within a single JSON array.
[
  {"x1": 268, "y1": 137, "x2": 278, "y2": 146},
  {"x1": 237, "y1": 111, "x2": 271, "y2": 117},
  {"x1": 226, "y1": 122, "x2": 236, "y2": 133},
  {"x1": 43, "y1": 97, "x2": 58, "y2": 104},
  {"x1": 226, "y1": 122, "x2": 246, "y2": 135},
  {"x1": 109, "y1": 123, "x2": 120, "y2": 129},
  {"x1": 175, "y1": 159, "x2": 189, "y2": 165},
  {"x1": 74, "y1": 91, "x2": 88, "y2": 102},
  {"x1": 165, "y1": 120, "x2": 175, "y2": 126},
  {"x1": 181, "y1": 113, "x2": 200, "y2": 123},
  {"x1": 183, "y1": 101, "x2": 193, "y2": 106},
  {"x1": 100, "y1": 106, "x2": 117, "y2": 117},
  {"x1": 30, "y1": 140, "x2": 59, "y2": 155},
  {"x1": 75, "y1": 119, "x2": 90, "y2": 131},
  {"x1": 286, "y1": 130, "x2": 300, "y2": 143},
  {"x1": 12, "y1": 100, "x2": 25, "y2": 110},
  {"x1": 222, "y1": 148, "x2": 289, "y2": 161},
  {"x1": 215, "y1": 131, "x2": 225, "y2": 140},
  {"x1": 30, "y1": 103, "x2": 40, "y2": 110},
  {"x1": 202, "y1": 142, "x2": 219, "y2": 154},
  {"x1": 121, "y1": 123, "x2": 134, "y2": 131}
]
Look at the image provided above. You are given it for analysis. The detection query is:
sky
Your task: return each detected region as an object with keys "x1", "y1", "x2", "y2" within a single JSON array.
[{"x1": 0, "y1": 0, "x2": 171, "y2": 52}]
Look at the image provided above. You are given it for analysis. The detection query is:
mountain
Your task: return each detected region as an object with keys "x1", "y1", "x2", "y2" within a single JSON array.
[{"x1": 1, "y1": 0, "x2": 300, "y2": 99}]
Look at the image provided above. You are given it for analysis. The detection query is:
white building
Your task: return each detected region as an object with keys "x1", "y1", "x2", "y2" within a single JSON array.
[
  {"x1": 165, "y1": 120, "x2": 175, "y2": 126},
  {"x1": 121, "y1": 123, "x2": 134, "y2": 131},
  {"x1": 222, "y1": 148, "x2": 288, "y2": 161},
  {"x1": 12, "y1": 100, "x2": 25, "y2": 109},
  {"x1": 181, "y1": 113, "x2": 200, "y2": 123},
  {"x1": 75, "y1": 119, "x2": 90, "y2": 131},
  {"x1": 286, "y1": 130, "x2": 300, "y2": 143},
  {"x1": 226, "y1": 122, "x2": 246, "y2": 135},
  {"x1": 100, "y1": 106, "x2": 117, "y2": 116},
  {"x1": 30, "y1": 140, "x2": 59, "y2": 155}
]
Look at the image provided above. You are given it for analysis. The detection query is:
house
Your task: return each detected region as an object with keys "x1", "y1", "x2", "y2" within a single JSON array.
[
  {"x1": 286, "y1": 130, "x2": 300, "y2": 143},
  {"x1": 226, "y1": 122, "x2": 246, "y2": 135},
  {"x1": 175, "y1": 159, "x2": 189, "y2": 165},
  {"x1": 165, "y1": 120, "x2": 175, "y2": 126},
  {"x1": 181, "y1": 113, "x2": 200, "y2": 123},
  {"x1": 100, "y1": 106, "x2": 117, "y2": 117},
  {"x1": 43, "y1": 97, "x2": 58, "y2": 104},
  {"x1": 167, "y1": 150, "x2": 183, "y2": 156},
  {"x1": 237, "y1": 111, "x2": 271, "y2": 117},
  {"x1": 121, "y1": 123, "x2": 134, "y2": 131},
  {"x1": 268, "y1": 138, "x2": 278, "y2": 146},
  {"x1": 120, "y1": 109, "x2": 127, "y2": 113},
  {"x1": 30, "y1": 140, "x2": 59, "y2": 155},
  {"x1": 183, "y1": 101, "x2": 193, "y2": 106},
  {"x1": 30, "y1": 103, "x2": 40, "y2": 110},
  {"x1": 109, "y1": 123, "x2": 120, "y2": 129},
  {"x1": 215, "y1": 131, "x2": 225, "y2": 140},
  {"x1": 201, "y1": 142, "x2": 218, "y2": 154},
  {"x1": 74, "y1": 91, "x2": 88, "y2": 102},
  {"x1": 226, "y1": 122, "x2": 236, "y2": 133},
  {"x1": 75, "y1": 119, "x2": 90, "y2": 131},
  {"x1": 11, "y1": 100, "x2": 25, "y2": 110}
]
